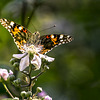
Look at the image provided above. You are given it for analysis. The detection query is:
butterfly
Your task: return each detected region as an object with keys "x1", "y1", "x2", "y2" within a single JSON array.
[{"x1": 0, "y1": 18, "x2": 73, "y2": 54}]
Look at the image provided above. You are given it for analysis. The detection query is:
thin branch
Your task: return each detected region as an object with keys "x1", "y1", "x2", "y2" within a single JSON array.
[
  {"x1": 31, "y1": 70, "x2": 44, "y2": 81},
  {"x1": 3, "y1": 83, "x2": 14, "y2": 99},
  {"x1": 28, "y1": 64, "x2": 32, "y2": 91},
  {"x1": 22, "y1": 71, "x2": 29, "y2": 76},
  {"x1": 21, "y1": 70, "x2": 44, "y2": 88}
]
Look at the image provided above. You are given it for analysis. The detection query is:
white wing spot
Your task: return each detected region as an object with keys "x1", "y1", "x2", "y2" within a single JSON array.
[
  {"x1": 55, "y1": 45, "x2": 58, "y2": 47},
  {"x1": 51, "y1": 35, "x2": 54, "y2": 38},
  {"x1": 4, "y1": 19, "x2": 7, "y2": 22},
  {"x1": 58, "y1": 43, "x2": 61, "y2": 45},
  {"x1": 60, "y1": 40, "x2": 63, "y2": 42},
  {"x1": 8, "y1": 26, "x2": 11, "y2": 28},
  {"x1": 59, "y1": 34, "x2": 63, "y2": 39},
  {"x1": 8, "y1": 29, "x2": 11, "y2": 32},
  {"x1": 62, "y1": 42, "x2": 65, "y2": 44},
  {"x1": 67, "y1": 35, "x2": 70, "y2": 38},
  {"x1": 1, "y1": 21, "x2": 5, "y2": 25},
  {"x1": 10, "y1": 21, "x2": 14, "y2": 27},
  {"x1": 19, "y1": 26, "x2": 23, "y2": 30}
]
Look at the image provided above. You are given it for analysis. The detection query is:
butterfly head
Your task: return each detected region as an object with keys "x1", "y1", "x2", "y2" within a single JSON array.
[{"x1": 34, "y1": 31, "x2": 40, "y2": 37}]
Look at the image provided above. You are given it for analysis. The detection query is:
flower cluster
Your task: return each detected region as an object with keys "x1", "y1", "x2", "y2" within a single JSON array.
[
  {"x1": 0, "y1": 68, "x2": 13, "y2": 81},
  {"x1": 20, "y1": 87, "x2": 52, "y2": 100},
  {"x1": 0, "y1": 43, "x2": 54, "y2": 99}
]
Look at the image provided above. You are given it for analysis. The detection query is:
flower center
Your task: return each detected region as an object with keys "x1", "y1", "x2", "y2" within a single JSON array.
[{"x1": 25, "y1": 45, "x2": 42, "y2": 54}]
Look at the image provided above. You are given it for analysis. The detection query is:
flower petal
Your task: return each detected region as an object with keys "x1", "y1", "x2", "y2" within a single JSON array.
[
  {"x1": 13, "y1": 53, "x2": 27, "y2": 59},
  {"x1": 39, "y1": 54, "x2": 55, "y2": 62},
  {"x1": 38, "y1": 91, "x2": 47, "y2": 97},
  {"x1": 45, "y1": 56, "x2": 55, "y2": 62},
  {"x1": 31, "y1": 55, "x2": 41, "y2": 70},
  {"x1": 44, "y1": 95, "x2": 52, "y2": 100},
  {"x1": 19, "y1": 54, "x2": 29, "y2": 71},
  {"x1": 9, "y1": 70, "x2": 13, "y2": 75}
]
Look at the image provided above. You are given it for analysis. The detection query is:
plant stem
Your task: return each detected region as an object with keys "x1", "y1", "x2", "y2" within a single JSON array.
[
  {"x1": 31, "y1": 70, "x2": 44, "y2": 81},
  {"x1": 28, "y1": 63, "x2": 32, "y2": 91},
  {"x1": 21, "y1": 70, "x2": 44, "y2": 88},
  {"x1": 3, "y1": 83, "x2": 14, "y2": 99}
]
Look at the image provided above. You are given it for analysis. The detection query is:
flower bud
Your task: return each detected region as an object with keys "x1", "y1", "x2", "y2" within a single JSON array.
[
  {"x1": 13, "y1": 62, "x2": 19, "y2": 68},
  {"x1": 10, "y1": 58, "x2": 17, "y2": 65},
  {"x1": 21, "y1": 91, "x2": 26, "y2": 97},
  {"x1": 13, "y1": 97, "x2": 19, "y2": 100},
  {"x1": 16, "y1": 78, "x2": 21, "y2": 84},
  {"x1": 36, "y1": 87, "x2": 42, "y2": 93},
  {"x1": 13, "y1": 78, "x2": 21, "y2": 86},
  {"x1": 44, "y1": 65, "x2": 49, "y2": 70},
  {"x1": 7, "y1": 75, "x2": 15, "y2": 81},
  {"x1": 13, "y1": 80, "x2": 17, "y2": 86},
  {"x1": 26, "y1": 91, "x2": 32, "y2": 97},
  {"x1": 29, "y1": 97, "x2": 32, "y2": 100}
]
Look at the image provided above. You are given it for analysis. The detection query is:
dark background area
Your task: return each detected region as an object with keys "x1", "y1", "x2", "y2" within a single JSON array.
[{"x1": 0, "y1": 0, "x2": 100, "y2": 100}]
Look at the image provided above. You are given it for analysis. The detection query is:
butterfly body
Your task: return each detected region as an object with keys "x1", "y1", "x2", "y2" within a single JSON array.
[{"x1": 0, "y1": 18, "x2": 73, "y2": 54}]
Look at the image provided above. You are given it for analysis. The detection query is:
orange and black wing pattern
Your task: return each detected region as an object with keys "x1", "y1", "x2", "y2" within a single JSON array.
[
  {"x1": 0, "y1": 18, "x2": 73, "y2": 54},
  {"x1": 39, "y1": 34, "x2": 73, "y2": 54},
  {"x1": 0, "y1": 18, "x2": 32, "y2": 53}
]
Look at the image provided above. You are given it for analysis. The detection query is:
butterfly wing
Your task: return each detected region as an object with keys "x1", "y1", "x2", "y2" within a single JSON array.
[
  {"x1": 39, "y1": 34, "x2": 73, "y2": 54},
  {"x1": 0, "y1": 18, "x2": 35, "y2": 53},
  {"x1": 0, "y1": 18, "x2": 73, "y2": 54}
]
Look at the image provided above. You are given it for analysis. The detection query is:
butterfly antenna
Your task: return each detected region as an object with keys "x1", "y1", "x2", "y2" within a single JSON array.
[
  {"x1": 40, "y1": 25, "x2": 56, "y2": 32},
  {"x1": 28, "y1": 17, "x2": 37, "y2": 31}
]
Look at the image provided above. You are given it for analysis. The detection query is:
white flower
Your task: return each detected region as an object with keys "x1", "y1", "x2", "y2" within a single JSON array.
[
  {"x1": 13, "y1": 45, "x2": 55, "y2": 71},
  {"x1": 0, "y1": 68, "x2": 13, "y2": 81},
  {"x1": 13, "y1": 53, "x2": 54, "y2": 71}
]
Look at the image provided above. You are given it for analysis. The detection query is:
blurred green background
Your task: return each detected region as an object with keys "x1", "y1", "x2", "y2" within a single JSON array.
[{"x1": 0, "y1": 0, "x2": 100, "y2": 100}]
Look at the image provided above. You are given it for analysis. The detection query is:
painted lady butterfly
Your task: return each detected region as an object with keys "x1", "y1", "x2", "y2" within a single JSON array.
[{"x1": 0, "y1": 18, "x2": 73, "y2": 54}]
